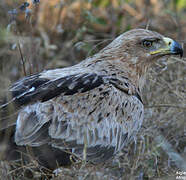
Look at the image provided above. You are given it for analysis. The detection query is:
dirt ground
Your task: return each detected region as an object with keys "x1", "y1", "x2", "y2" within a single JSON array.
[{"x1": 0, "y1": 0, "x2": 186, "y2": 179}]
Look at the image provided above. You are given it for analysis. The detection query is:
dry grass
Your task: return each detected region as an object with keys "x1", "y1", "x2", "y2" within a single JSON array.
[{"x1": 0, "y1": 0, "x2": 186, "y2": 179}]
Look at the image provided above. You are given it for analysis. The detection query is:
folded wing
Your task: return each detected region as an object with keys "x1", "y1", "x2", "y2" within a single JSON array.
[
  {"x1": 13, "y1": 71, "x2": 143, "y2": 163},
  {"x1": 10, "y1": 72, "x2": 108, "y2": 106}
]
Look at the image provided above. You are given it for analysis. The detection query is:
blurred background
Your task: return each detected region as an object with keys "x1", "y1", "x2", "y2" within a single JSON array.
[{"x1": 0, "y1": 0, "x2": 186, "y2": 179}]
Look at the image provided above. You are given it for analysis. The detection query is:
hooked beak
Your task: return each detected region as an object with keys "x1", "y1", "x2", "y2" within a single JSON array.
[{"x1": 150, "y1": 37, "x2": 183, "y2": 58}]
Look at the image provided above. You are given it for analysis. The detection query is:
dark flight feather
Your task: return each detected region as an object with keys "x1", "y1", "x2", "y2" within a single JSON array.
[{"x1": 10, "y1": 73, "x2": 108, "y2": 106}]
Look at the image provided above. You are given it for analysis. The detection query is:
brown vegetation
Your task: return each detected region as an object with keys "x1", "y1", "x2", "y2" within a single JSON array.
[{"x1": 0, "y1": 0, "x2": 186, "y2": 179}]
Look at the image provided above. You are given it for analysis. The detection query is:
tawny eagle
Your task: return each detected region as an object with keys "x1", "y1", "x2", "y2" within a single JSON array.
[{"x1": 9, "y1": 29, "x2": 183, "y2": 164}]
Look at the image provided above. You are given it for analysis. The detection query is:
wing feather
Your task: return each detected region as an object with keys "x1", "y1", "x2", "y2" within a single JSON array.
[
  {"x1": 14, "y1": 72, "x2": 144, "y2": 163},
  {"x1": 10, "y1": 72, "x2": 108, "y2": 106},
  {"x1": 15, "y1": 102, "x2": 53, "y2": 146}
]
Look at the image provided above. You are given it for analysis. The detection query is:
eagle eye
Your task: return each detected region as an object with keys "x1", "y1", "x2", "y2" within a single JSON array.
[{"x1": 142, "y1": 40, "x2": 153, "y2": 48}]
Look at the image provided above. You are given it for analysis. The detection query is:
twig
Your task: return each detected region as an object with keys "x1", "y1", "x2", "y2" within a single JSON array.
[
  {"x1": 145, "y1": 20, "x2": 151, "y2": 30},
  {"x1": 145, "y1": 104, "x2": 186, "y2": 110},
  {"x1": 172, "y1": 57, "x2": 186, "y2": 65},
  {"x1": 17, "y1": 42, "x2": 27, "y2": 76}
]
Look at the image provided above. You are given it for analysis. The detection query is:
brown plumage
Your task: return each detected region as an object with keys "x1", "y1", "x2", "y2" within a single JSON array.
[{"x1": 9, "y1": 29, "x2": 183, "y2": 164}]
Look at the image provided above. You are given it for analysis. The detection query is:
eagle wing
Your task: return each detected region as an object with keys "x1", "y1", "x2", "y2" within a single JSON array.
[{"x1": 13, "y1": 71, "x2": 144, "y2": 163}]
